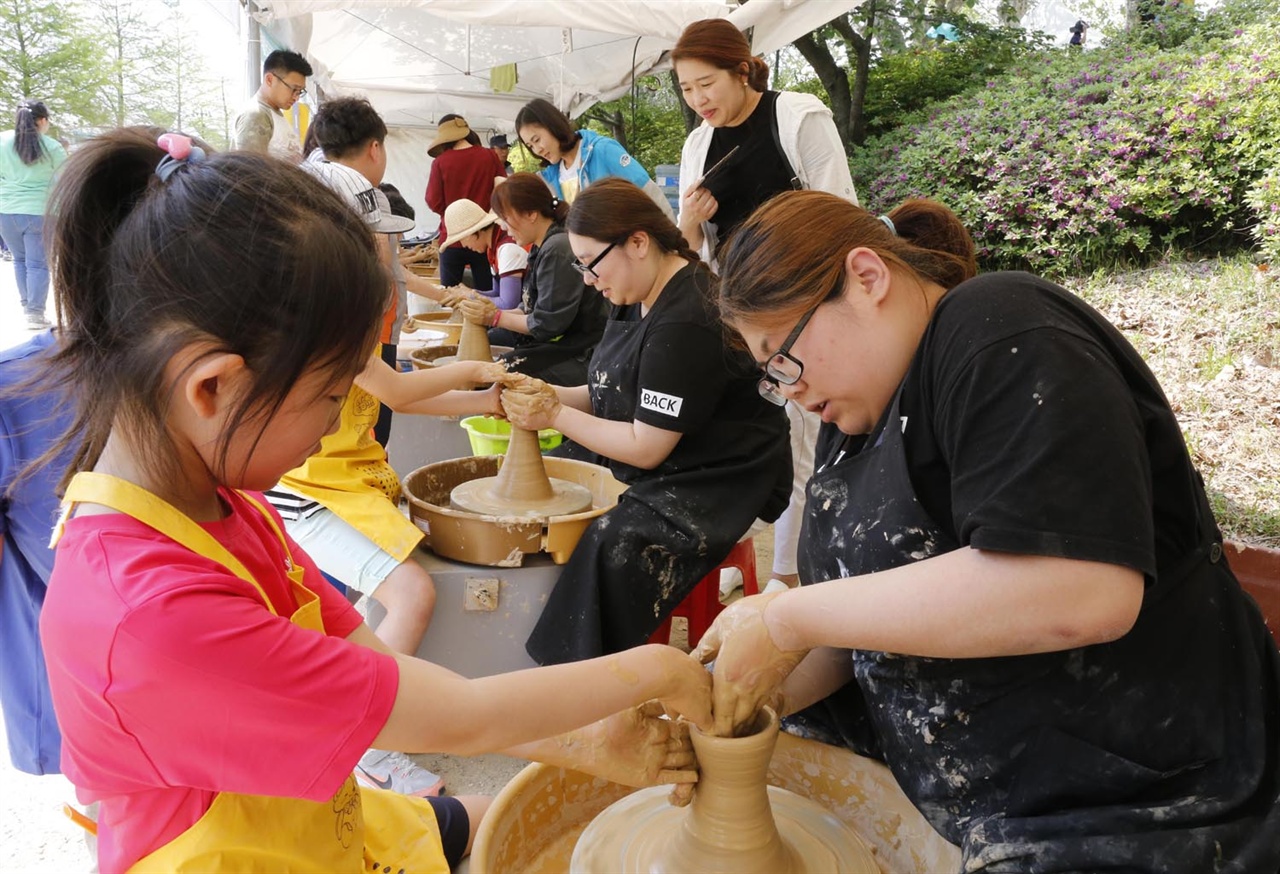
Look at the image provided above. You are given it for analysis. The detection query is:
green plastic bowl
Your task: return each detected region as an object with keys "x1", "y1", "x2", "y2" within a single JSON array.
[{"x1": 459, "y1": 416, "x2": 563, "y2": 456}]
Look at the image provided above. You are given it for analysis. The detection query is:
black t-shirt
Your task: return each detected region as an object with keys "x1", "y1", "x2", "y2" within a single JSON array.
[
  {"x1": 818, "y1": 271, "x2": 1205, "y2": 579},
  {"x1": 703, "y1": 91, "x2": 797, "y2": 254},
  {"x1": 601, "y1": 263, "x2": 784, "y2": 482}
]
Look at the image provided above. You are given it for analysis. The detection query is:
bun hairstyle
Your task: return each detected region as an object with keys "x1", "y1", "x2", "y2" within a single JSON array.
[
  {"x1": 490, "y1": 173, "x2": 570, "y2": 224},
  {"x1": 41, "y1": 126, "x2": 389, "y2": 488},
  {"x1": 718, "y1": 192, "x2": 977, "y2": 328},
  {"x1": 566, "y1": 177, "x2": 701, "y2": 265},
  {"x1": 671, "y1": 18, "x2": 769, "y2": 92}
]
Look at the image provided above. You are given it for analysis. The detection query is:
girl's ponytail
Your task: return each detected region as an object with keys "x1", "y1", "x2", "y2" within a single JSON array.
[{"x1": 13, "y1": 101, "x2": 50, "y2": 166}]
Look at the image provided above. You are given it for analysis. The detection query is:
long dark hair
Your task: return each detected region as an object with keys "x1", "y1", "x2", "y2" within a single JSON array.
[
  {"x1": 39, "y1": 126, "x2": 389, "y2": 489},
  {"x1": 566, "y1": 177, "x2": 700, "y2": 265},
  {"x1": 13, "y1": 101, "x2": 50, "y2": 166},
  {"x1": 514, "y1": 99, "x2": 580, "y2": 168},
  {"x1": 491, "y1": 173, "x2": 569, "y2": 224},
  {"x1": 718, "y1": 193, "x2": 977, "y2": 328}
]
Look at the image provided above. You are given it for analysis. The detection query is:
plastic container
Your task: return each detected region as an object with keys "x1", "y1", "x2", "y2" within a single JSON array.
[
  {"x1": 655, "y1": 163, "x2": 681, "y2": 213},
  {"x1": 460, "y1": 416, "x2": 562, "y2": 455}
]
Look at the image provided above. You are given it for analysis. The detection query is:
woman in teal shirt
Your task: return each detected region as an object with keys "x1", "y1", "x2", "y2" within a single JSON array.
[{"x1": 0, "y1": 101, "x2": 66, "y2": 330}]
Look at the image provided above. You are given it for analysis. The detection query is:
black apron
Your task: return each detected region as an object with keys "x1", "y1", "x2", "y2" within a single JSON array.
[
  {"x1": 526, "y1": 314, "x2": 791, "y2": 665},
  {"x1": 796, "y1": 388, "x2": 1280, "y2": 872},
  {"x1": 496, "y1": 228, "x2": 604, "y2": 387}
]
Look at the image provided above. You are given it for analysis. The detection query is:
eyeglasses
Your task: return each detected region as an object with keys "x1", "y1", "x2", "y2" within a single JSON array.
[
  {"x1": 571, "y1": 238, "x2": 624, "y2": 280},
  {"x1": 756, "y1": 271, "x2": 847, "y2": 405},
  {"x1": 757, "y1": 304, "x2": 820, "y2": 405},
  {"x1": 273, "y1": 74, "x2": 306, "y2": 98}
]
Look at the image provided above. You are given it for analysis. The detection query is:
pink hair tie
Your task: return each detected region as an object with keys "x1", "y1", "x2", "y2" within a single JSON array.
[{"x1": 155, "y1": 133, "x2": 206, "y2": 182}]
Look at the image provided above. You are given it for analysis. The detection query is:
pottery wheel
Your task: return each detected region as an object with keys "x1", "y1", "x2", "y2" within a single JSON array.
[
  {"x1": 570, "y1": 785, "x2": 878, "y2": 873},
  {"x1": 450, "y1": 476, "x2": 594, "y2": 518}
]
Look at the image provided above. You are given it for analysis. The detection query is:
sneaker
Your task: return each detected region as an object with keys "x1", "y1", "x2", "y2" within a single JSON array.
[
  {"x1": 355, "y1": 749, "x2": 445, "y2": 797},
  {"x1": 762, "y1": 578, "x2": 792, "y2": 595},
  {"x1": 26, "y1": 312, "x2": 52, "y2": 330},
  {"x1": 718, "y1": 567, "x2": 744, "y2": 601}
]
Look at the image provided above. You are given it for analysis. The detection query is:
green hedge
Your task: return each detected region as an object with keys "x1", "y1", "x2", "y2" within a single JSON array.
[{"x1": 852, "y1": 20, "x2": 1280, "y2": 274}]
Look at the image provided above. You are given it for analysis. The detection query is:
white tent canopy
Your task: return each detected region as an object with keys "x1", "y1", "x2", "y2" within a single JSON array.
[
  {"x1": 251, "y1": 0, "x2": 857, "y2": 233},
  {"x1": 252, "y1": 0, "x2": 859, "y2": 132}
]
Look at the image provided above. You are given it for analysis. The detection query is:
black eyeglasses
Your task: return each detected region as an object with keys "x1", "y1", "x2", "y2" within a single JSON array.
[
  {"x1": 273, "y1": 74, "x2": 306, "y2": 98},
  {"x1": 757, "y1": 304, "x2": 819, "y2": 405},
  {"x1": 757, "y1": 273, "x2": 844, "y2": 405},
  {"x1": 571, "y1": 238, "x2": 624, "y2": 280}
]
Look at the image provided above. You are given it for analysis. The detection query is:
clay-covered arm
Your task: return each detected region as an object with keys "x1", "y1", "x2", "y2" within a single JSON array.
[
  {"x1": 695, "y1": 548, "x2": 1143, "y2": 736},
  {"x1": 554, "y1": 406, "x2": 681, "y2": 470},
  {"x1": 505, "y1": 702, "x2": 697, "y2": 800},
  {"x1": 555, "y1": 384, "x2": 592, "y2": 413},
  {"x1": 354, "y1": 356, "x2": 491, "y2": 412},
  {"x1": 370, "y1": 642, "x2": 712, "y2": 757},
  {"x1": 502, "y1": 381, "x2": 682, "y2": 470},
  {"x1": 405, "y1": 272, "x2": 450, "y2": 301}
]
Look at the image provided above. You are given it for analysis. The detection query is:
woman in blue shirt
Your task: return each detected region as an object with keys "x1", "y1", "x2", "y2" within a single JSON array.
[{"x1": 514, "y1": 98, "x2": 674, "y2": 221}]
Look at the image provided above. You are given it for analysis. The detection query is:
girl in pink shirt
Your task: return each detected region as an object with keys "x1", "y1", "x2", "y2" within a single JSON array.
[{"x1": 33, "y1": 128, "x2": 711, "y2": 873}]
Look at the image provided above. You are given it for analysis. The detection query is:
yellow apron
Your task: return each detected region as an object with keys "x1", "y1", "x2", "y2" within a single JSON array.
[{"x1": 58, "y1": 473, "x2": 449, "y2": 873}]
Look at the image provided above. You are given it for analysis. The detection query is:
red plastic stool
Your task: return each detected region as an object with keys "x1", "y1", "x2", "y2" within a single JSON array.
[{"x1": 649, "y1": 537, "x2": 758, "y2": 649}]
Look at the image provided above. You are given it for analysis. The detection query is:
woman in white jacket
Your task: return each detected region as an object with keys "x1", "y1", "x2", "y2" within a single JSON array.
[{"x1": 673, "y1": 17, "x2": 859, "y2": 596}]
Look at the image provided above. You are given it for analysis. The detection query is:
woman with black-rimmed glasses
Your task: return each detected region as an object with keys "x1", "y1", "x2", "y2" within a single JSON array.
[
  {"x1": 496, "y1": 178, "x2": 791, "y2": 665},
  {"x1": 692, "y1": 190, "x2": 1280, "y2": 872}
]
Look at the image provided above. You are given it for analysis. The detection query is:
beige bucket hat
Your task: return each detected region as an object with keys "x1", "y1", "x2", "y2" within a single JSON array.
[
  {"x1": 442, "y1": 198, "x2": 498, "y2": 247},
  {"x1": 428, "y1": 117, "x2": 472, "y2": 157}
]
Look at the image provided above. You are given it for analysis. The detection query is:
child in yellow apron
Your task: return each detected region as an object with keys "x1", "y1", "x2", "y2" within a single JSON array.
[{"x1": 33, "y1": 130, "x2": 711, "y2": 873}]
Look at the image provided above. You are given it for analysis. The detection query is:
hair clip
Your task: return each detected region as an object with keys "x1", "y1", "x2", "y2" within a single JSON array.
[
  {"x1": 155, "y1": 133, "x2": 206, "y2": 182},
  {"x1": 878, "y1": 214, "x2": 897, "y2": 237},
  {"x1": 550, "y1": 196, "x2": 560, "y2": 210}
]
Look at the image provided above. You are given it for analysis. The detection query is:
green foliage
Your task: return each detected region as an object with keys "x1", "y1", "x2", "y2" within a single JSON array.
[
  {"x1": 581, "y1": 75, "x2": 689, "y2": 174},
  {"x1": 0, "y1": 0, "x2": 109, "y2": 130},
  {"x1": 862, "y1": 21, "x2": 1052, "y2": 138},
  {"x1": 1247, "y1": 167, "x2": 1280, "y2": 266},
  {"x1": 853, "y1": 17, "x2": 1280, "y2": 274}
]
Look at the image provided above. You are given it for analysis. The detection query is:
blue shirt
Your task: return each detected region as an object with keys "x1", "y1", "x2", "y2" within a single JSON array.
[
  {"x1": 0, "y1": 331, "x2": 70, "y2": 774},
  {"x1": 536, "y1": 129, "x2": 654, "y2": 200}
]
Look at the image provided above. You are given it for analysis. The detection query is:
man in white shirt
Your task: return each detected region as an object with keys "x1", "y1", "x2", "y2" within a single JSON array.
[{"x1": 233, "y1": 49, "x2": 312, "y2": 162}]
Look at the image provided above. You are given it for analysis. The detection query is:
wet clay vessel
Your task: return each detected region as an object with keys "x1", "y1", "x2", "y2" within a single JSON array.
[
  {"x1": 570, "y1": 708, "x2": 878, "y2": 873},
  {"x1": 450, "y1": 424, "x2": 593, "y2": 518}
]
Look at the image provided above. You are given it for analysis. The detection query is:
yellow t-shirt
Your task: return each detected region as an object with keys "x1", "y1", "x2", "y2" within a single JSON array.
[{"x1": 277, "y1": 382, "x2": 423, "y2": 562}]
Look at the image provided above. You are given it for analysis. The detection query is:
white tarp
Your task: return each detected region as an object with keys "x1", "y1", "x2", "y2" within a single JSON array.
[
  {"x1": 251, "y1": 0, "x2": 859, "y2": 232},
  {"x1": 252, "y1": 0, "x2": 859, "y2": 131}
]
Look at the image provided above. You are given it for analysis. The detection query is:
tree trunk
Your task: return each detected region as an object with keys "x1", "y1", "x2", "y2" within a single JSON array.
[
  {"x1": 792, "y1": 28, "x2": 854, "y2": 153},
  {"x1": 836, "y1": 8, "x2": 874, "y2": 146}
]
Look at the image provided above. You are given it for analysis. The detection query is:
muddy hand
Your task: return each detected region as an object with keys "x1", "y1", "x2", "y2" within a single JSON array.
[
  {"x1": 691, "y1": 593, "x2": 810, "y2": 738},
  {"x1": 500, "y1": 379, "x2": 560, "y2": 430},
  {"x1": 440, "y1": 286, "x2": 477, "y2": 308},
  {"x1": 583, "y1": 702, "x2": 697, "y2": 803},
  {"x1": 458, "y1": 296, "x2": 498, "y2": 326}
]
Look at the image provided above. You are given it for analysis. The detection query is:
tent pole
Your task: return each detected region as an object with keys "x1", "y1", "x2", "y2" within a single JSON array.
[{"x1": 244, "y1": 0, "x2": 262, "y2": 94}]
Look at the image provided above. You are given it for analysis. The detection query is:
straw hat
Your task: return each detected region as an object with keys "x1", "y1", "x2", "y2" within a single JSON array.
[
  {"x1": 428, "y1": 117, "x2": 472, "y2": 157},
  {"x1": 442, "y1": 198, "x2": 497, "y2": 247}
]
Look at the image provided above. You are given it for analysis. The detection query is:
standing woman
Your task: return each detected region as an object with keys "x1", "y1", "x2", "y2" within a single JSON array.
[
  {"x1": 694, "y1": 192, "x2": 1280, "y2": 871},
  {"x1": 499, "y1": 178, "x2": 791, "y2": 665},
  {"x1": 672, "y1": 18, "x2": 857, "y2": 265},
  {"x1": 425, "y1": 114, "x2": 507, "y2": 291},
  {"x1": 0, "y1": 101, "x2": 66, "y2": 330},
  {"x1": 673, "y1": 18, "x2": 858, "y2": 596},
  {"x1": 457, "y1": 173, "x2": 608, "y2": 386},
  {"x1": 514, "y1": 98, "x2": 675, "y2": 221}
]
